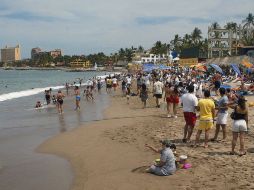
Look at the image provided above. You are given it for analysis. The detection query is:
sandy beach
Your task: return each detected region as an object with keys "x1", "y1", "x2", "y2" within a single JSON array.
[{"x1": 38, "y1": 87, "x2": 254, "y2": 190}]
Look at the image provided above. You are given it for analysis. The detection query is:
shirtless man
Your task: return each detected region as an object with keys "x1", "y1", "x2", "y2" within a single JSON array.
[{"x1": 56, "y1": 90, "x2": 65, "y2": 114}]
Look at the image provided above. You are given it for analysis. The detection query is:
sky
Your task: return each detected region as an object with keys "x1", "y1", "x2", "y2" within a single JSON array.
[{"x1": 0, "y1": 0, "x2": 253, "y2": 58}]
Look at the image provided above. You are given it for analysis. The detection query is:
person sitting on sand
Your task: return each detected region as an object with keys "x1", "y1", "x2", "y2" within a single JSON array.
[
  {"x1": 145, "y1": 140, "x2": 176, "y2": 176},
  {"x1": 35, "y1": 101, "x2": 42, "y2": 108}
]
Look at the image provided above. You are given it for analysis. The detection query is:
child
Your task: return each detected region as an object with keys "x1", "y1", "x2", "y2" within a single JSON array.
[{"x1": 35, "y1": 101, "x2": 42, "y2": 108}]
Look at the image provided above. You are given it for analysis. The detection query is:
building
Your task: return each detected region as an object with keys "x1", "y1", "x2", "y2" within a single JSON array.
[
  {"x1": 141, "y1": 54, "x2": 167, "y2": 63},
  {"x1": 49, "y1": 49, "x2": 62, "y2": 58},
  {"x1": 70, "y1": 59, "x2": 92, "y2": 68},
  {"x1": 1, "y1": 45, "x2": 21, "y2": 62},
  {"x1": 31, "y1": 47, "x2": 42, "y2": 60},
  {"x1": 208, "y1": 27, "x2": 240, "y2": 58}
]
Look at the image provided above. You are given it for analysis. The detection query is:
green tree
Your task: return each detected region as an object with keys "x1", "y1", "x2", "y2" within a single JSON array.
[
  {"x1": 191, "y1": 27, "x2": 202, "y2": 45},
  {"x1": 151, "y1": 41, "x2": 168, "y2": 55},
  {"x1": 242, "y1": 13, "x2": 254, "y2": 45}
]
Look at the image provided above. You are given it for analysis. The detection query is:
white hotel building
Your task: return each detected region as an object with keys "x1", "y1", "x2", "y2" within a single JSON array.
[{"x1": 141, "y1": 54, "x2": 167, "y2": 63}]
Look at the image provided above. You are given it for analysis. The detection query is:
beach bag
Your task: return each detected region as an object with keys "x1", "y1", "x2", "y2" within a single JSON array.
[{"x1": 230, "y1": 106, "x2": 237, "y2": 120}]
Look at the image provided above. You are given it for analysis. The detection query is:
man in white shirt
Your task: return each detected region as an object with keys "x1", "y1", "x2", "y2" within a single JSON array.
[
  {"x1": 181, "y1": 85, "x2": 198, "y2": 143},
  {"x1": 126, "y1": 76, "x2": 132, "y2": 87},
  {"x1": 153, "y1": 78, "x2": 164, "y2": 108}
]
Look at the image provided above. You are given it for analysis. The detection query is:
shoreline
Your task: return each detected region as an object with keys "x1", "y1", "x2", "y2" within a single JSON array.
[
  {"x1": 0, "y1": 67, "x2": 127, "y2": 72},
  {"x1": 37, "y1": 88, "x2": 254, "y2": 190}
]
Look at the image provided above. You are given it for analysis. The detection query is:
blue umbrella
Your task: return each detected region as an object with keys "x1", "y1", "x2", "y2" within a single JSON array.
[
  {"x1": 231, "y1": 64, "x2": 241, "y2": 76},
  {"x1": 210, "y1": 64, "x2": 224, "y2": 75}
]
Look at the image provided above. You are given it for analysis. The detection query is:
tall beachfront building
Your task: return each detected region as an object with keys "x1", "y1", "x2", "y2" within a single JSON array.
[{"x1": 1, "y1": 44, "x2": 21, "y2": 62}]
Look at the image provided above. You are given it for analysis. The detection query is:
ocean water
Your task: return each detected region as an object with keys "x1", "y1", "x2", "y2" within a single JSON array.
[
  {"x1": 0, "y1": 69, "x2": 110, "y2": 101},
  {"x1": 0, "y1": 69, "x2": 113, "y2": 190}
]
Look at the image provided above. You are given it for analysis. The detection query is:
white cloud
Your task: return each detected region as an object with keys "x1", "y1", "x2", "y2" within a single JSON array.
[{"x1": 0, "y1": 0, "x2": 253, "y2": 58}]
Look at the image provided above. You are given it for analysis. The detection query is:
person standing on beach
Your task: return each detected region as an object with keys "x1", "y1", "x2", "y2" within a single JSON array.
[
  {"x1": 65, "y1": 83, "x2": 70, "y2": 95},
  {"x1": 121, "y1": 79, "x2": 127, "y2": 96},
  {"x1": 181, "y1": 85, "x2": 198, "y2": 143},
  {"x1": 45, "y1": 90, "x2": 51, "y2": 105},
  {"x1": 153, "y1": 78, "x2": 163, "y2": 108},
  {"x1": 97, "y1": 78, "x2": 102, "y2": 93},
  {"x1": 140, "y1": 83, "x2": 148, "y2": 108},
  {"x1": 194, "y1": 90, "x2": 215, "y2": 148},
  {"x1": 112, "y1": 76, "x2": 118, "y2": 91},
  {"x1": 230, "y1": 96, "x2": 248, "y2": 156},
  {"x1": 56, "y1": 90, "x2": 65, "y2": 114},
  {"x1": 211, "y1": 88, "x2": 228, "y2": 142},
  {"x1": 74, "y1": 86, "x2": 81, "y2": 110},
  {"x1": 164, "y1": 82, "x2": 173, "y2": 117},
  {"x1": 169, "y1": 86, "x2": 180, "y2": 118}
]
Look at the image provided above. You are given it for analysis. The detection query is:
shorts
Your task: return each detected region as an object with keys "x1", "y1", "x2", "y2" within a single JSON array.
[
  {"x1": 184, "y1": 112, "x2": 197, "y2": 127},
  {"x1": 216, "y1": 112, "x2": 228, "y2": 125},
  {"x1": 76, "y1": 96, "x2": 81, "y2": 101},
  {"x1": 106, "y1": 84, "x2": 112, "y2": 88},
  {"x1": 113, "y1": 83, "x2": 117, "y2": 88},
  {"x1": 214, "y1": 81, "x2": 221, "y2": 90},
  {"x1": 198, "y1": 120, "x2": 214, "y2": 131},
  {"x1": 166, "y1": 97, "x2": 171, "y2": 103},
  {"x1": 168, "y1": 96, "x2": 179, "y2": 104},
  {"x1": 57, "y1": 99, "x2": 63, "y2": 105},
  {"x1": 232, "y1": 119, "x2": 247, "y2": 132},
  {"x1": 154, "y1": 94, "x2": 162, "y2": 99}
]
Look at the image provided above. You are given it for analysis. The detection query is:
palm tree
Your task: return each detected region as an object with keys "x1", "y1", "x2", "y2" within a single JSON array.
[
  {"x1": 225, "y1": 22, "x2": 238, "y2": 33},
  {"x1": 137, "y1": 45, "x2": 144, "y2": 53},
  {"x1": 243, "y1": 13, "x2": 254, "y2": 28},
  {"x1": 170, "y1": 34, "x2": 182, "y2": 52},
  {"x1": 191, "y1": 27, "x2": 202, "y2": 45},
  {"x1": 242, "y1": 13, "x2": 254, "y2": 45}
]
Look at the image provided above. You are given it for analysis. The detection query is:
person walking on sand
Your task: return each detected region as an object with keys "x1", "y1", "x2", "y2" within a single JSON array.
[
  {"x1": 140, "y1": 83, "x2": 148, "y2": 108},
  {"x1": 164, "y1": 82, "x2": 173, "y2": 117},
  {"x1": 145, "y1": 140, "x2": 176, "y2": 176},
  {"x1": 56, "y1": 90, "x2": 65, "y2": 114},
  {"x1": 211, "y1": 88, "x2": 228, "y2": 142},
  {"x1": 168, "y1": 85, "x2": 180, "y2": 118},
  {"x1": 74, "y1": 86, "x2": 81, "y2": 110},
  {"x1": 230, "y1": 96, "x2": 248, "y2": 156},
  {"x1": 112, "y1": 76, "x2": 118, "y2": 91},
  {"x1": 153, "y1": 78, "x2": 163, "y2": 108},
  {"x1": 194, "y1": 90, "x2": 215, "y2": 148},
  {"x1": 181, "y1": 85, "x2": 198, "y2": 143}
]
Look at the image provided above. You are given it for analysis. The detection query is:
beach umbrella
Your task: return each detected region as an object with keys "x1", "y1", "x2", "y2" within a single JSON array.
[
  {"x1": 241, "y1": 59, "x2": 253, "y2": 68},
  {"x1": 210, "y1": 64, "x2": 224, "y2": 74},
  {"x1": 231, "y1": 64, "x2": 241, "y2": 76}
]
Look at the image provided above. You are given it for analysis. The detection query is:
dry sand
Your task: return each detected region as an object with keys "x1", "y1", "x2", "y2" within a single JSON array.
[{"x1": 38, "y1": 88, "x2": 254, "y2": 190}]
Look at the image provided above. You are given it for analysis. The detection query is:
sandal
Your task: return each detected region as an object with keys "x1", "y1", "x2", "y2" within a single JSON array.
[{"x1": 229, "y1": 151, "x2": 237, "y2": 155}]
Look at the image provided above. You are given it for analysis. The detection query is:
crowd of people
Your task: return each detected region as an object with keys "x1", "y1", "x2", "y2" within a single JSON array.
[
  {"x1": 35, "y1": 66, "x2": 251, "y2": 177},
  {"x1": 119, "y1": 66, "x2": 251, "y2": 176}
]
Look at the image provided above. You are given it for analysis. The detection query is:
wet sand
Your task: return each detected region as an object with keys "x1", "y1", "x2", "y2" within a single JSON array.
[
  {"x1": 38, "y1": 85, "x2": 254, "y2": 190},
  {"x1": 0, "y1": 90, "x2": 109, "y2": 190}
]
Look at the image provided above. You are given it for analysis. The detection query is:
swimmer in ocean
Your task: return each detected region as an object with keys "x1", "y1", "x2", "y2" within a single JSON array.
[
  {"x1": 74, "y1": 86, "x2": 81, "y2": 110},
  {"x1": 35, "y1": 101, "x2": 42, "y2": 108}
]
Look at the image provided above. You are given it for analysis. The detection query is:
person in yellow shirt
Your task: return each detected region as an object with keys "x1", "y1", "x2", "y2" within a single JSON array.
[{"x1": 194, "y1": 90, "x2": 215, "y2": 148}]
